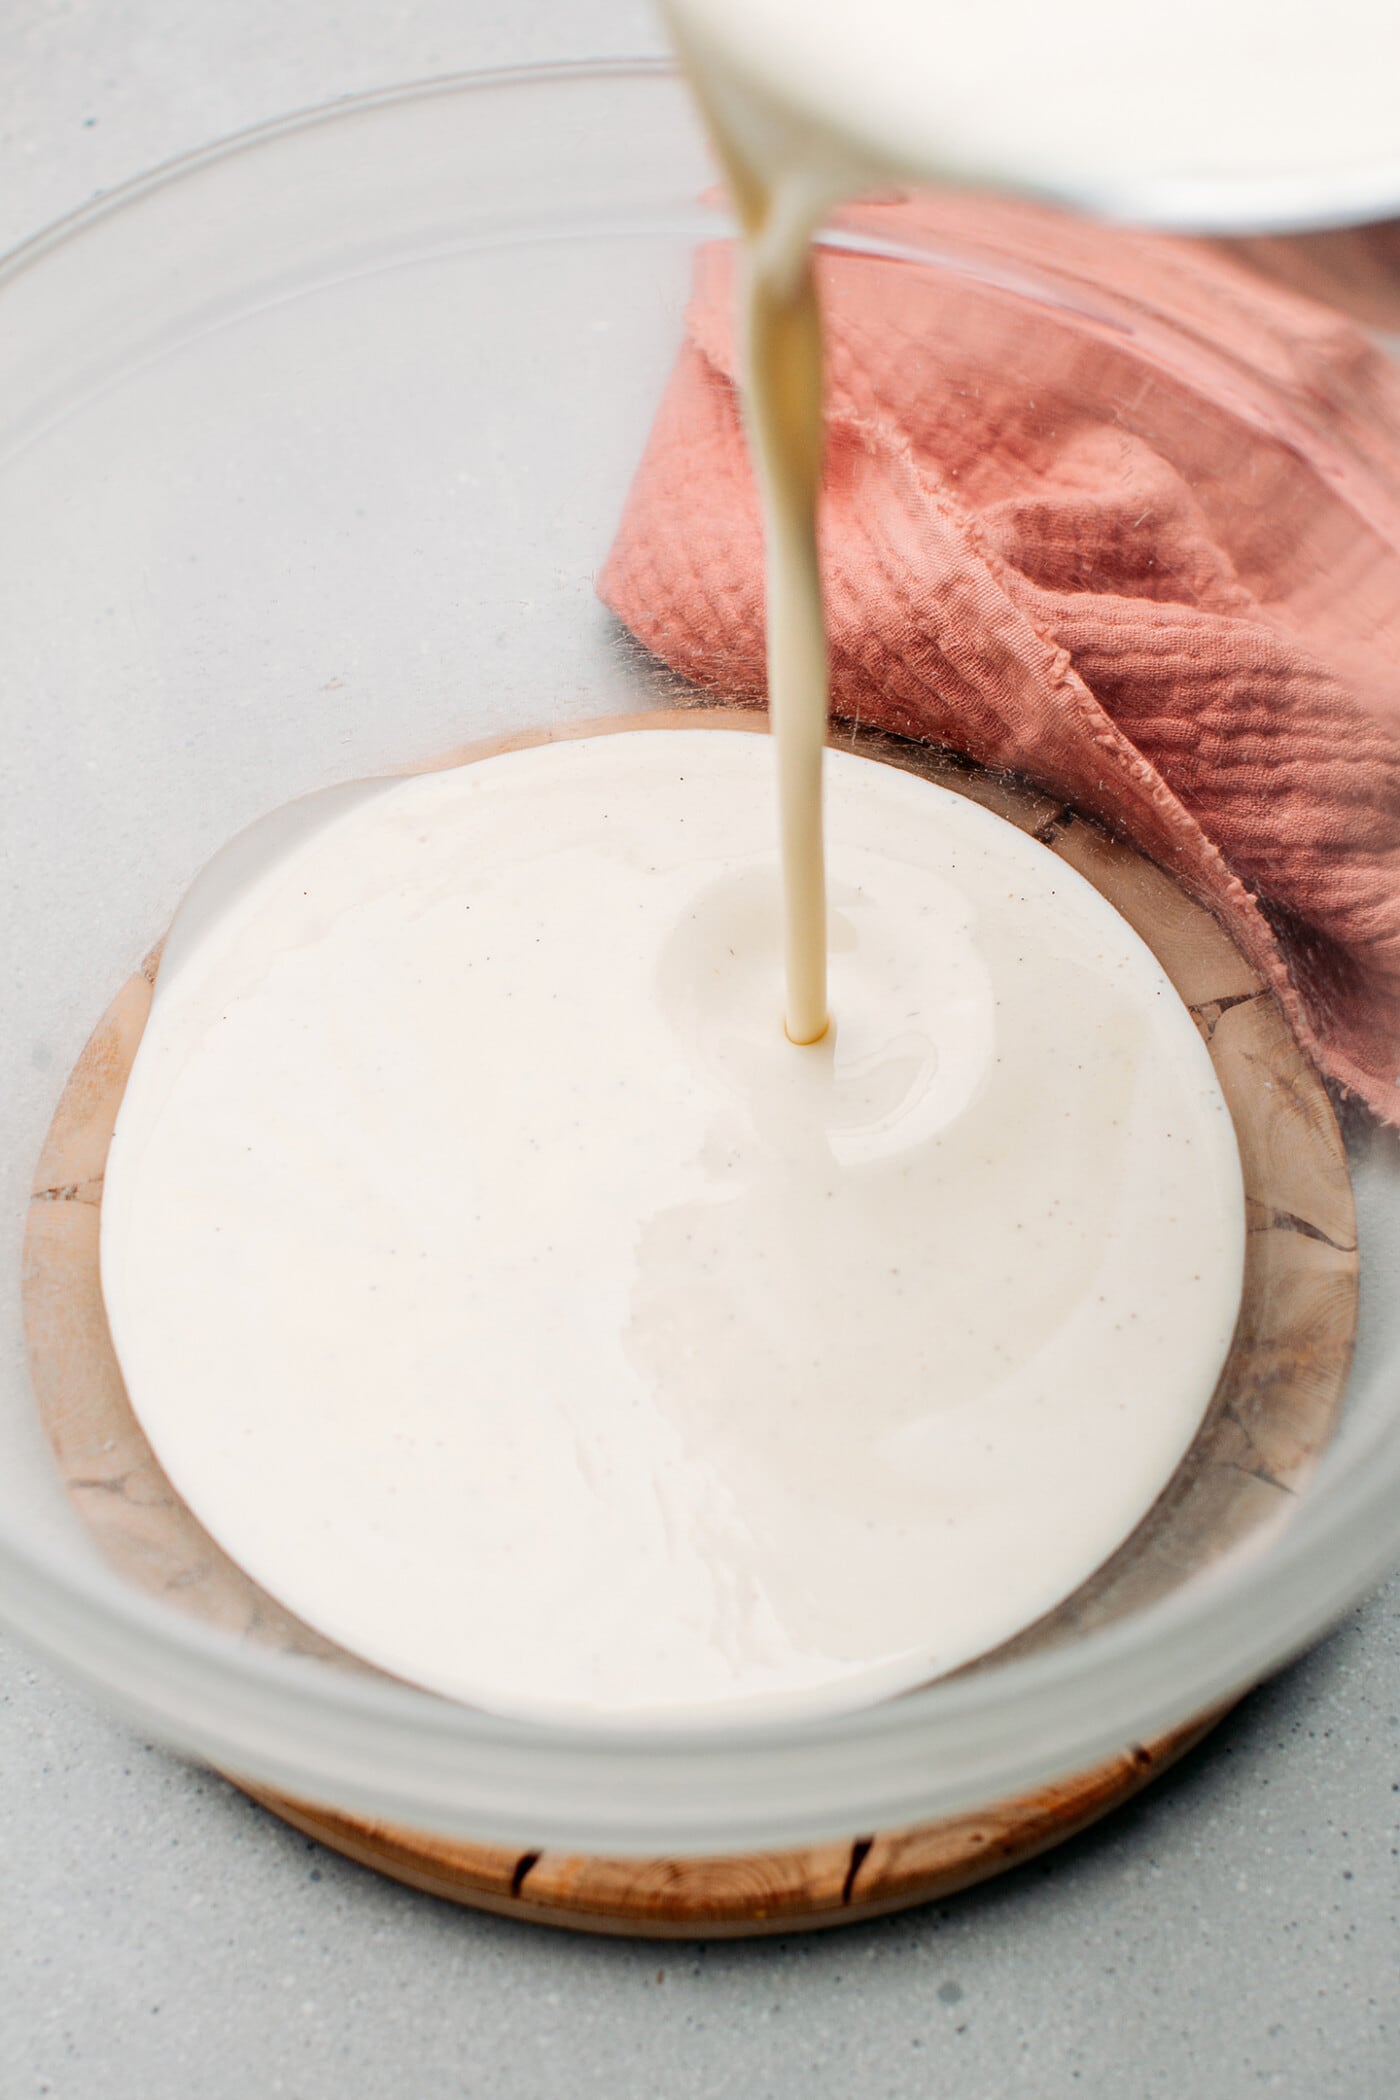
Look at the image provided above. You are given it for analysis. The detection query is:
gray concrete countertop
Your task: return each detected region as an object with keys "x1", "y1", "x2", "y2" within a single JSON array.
[{"x1": 1, "y1": 6, "x2": 1397, "y2": 2096}]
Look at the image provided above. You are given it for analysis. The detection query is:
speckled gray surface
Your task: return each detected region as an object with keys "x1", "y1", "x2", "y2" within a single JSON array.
[
  {"x1": 4, "y1": 1615, "x2": 1399, "y2": 2098},
  {"x1": 1, "y1": 6, "x2": 1398, "y2": 2096}
]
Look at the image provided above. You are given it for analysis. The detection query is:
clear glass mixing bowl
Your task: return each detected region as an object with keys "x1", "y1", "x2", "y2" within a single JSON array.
[{"x1": 2, "y1": 61, "x2": 1398, "y2": 1856}]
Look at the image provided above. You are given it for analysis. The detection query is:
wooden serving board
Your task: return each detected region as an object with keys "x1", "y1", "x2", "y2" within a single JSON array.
[{"x1": 21, "y1": 709, "x2": 1358, "y2": 1935}]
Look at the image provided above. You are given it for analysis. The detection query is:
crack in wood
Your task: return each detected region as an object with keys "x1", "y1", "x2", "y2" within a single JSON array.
[
  {"x1": 1258, "y1": 1207, "x2": 1356, "y2": 1254},
  {"x1": 31, "y1": 1178, "x2": 103, "y2": 1205},
  {"x1": 1208, "y1": 1399, "x2": 1298, "y2": 1496},
  {"x1": 1217, "y1": 1453, "x2": 1294, "y2": 1495},
  {"x1": 841, "y1": 1835, "x2": 874, "y2": 1905},
  {"x1": 1187, "y1": 987, "x2": 1268, "y2": 1041},
  {"x1": 1032, "y1": 805, "x2": 1078, "y2": 846},
  {"x1": 510, "y1": 1850, "x2": 542, "y2": 1899}
]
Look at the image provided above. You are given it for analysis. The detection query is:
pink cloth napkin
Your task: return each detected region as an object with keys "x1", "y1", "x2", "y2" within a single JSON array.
[{"x1": 599, "y1": 192, "x2": 1400, "y2": 1122}]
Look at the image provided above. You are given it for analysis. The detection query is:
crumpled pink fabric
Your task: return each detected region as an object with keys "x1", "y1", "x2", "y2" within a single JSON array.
[{"x1": 599, "y1": 192, "x2": 1400, "y2": 1122}]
